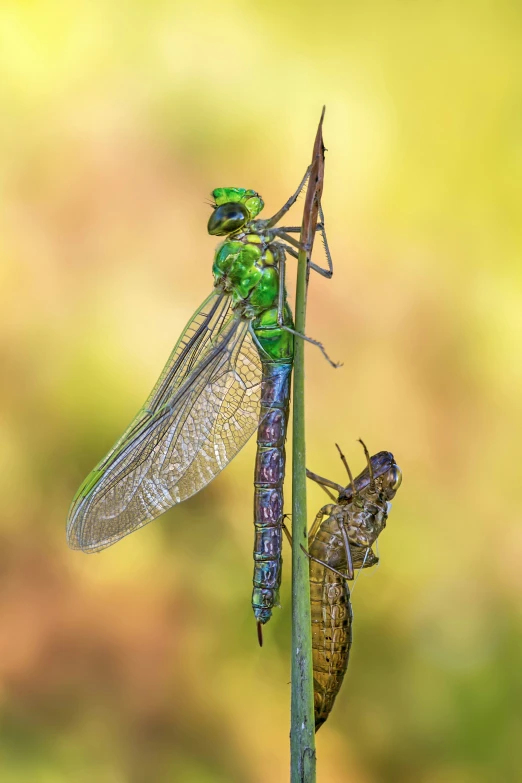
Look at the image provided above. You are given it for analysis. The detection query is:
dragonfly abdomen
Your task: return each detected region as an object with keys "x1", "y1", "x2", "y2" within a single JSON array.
[{"x1": 252, "y1": 361, "x2": 292, "y2": 625}]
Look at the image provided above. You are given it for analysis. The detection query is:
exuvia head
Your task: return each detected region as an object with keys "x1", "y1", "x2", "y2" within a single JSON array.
[
  {"x1": 207, "y1": 187, "x2": 264, "y2": 236},
  {"x1": 357, "y1": 439, "x2": 402, "y2": 502},
  {"x1": 337, "y1": 441, "x2": 402, "y2": 503},
  {"x1": 378, "y1": 460, "x2": 402, "y2": 501}
]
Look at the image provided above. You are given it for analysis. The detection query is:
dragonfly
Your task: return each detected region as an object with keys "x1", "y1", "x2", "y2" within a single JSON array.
[
  {"x1": 284, "y1": 441, "x2": 402, "y2": 730},
  {"x1": 66, "y1": 168, "x2": 334, "y2": 640}
]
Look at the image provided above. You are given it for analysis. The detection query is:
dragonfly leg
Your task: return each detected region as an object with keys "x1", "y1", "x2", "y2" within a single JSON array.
[
  {"x1": 335, "y1": 443, "x2": 358, "y2": 499},
  {"x1": 280, "y1": 324, "x2": 342, "y2": 368},
  {"x1": 281, "y1": 516, "x2": 293, "y2": 546},
  {"x1": 275, "y1": 247, "x2": 341, "y2": 367},
  {"x1": 266, "y1": 166, "x2": 311, "y2": 227},
  {"x1": 306, "y1": 469, "x2": 344, "y2": 496},
  {"x1": 274, "y1": 205, "x2": 333, "y2": 279},
  {"x1": 308, "y1": 505, "x2": 335, "y2": 545},
  {"x1": 276, "y1": 241, "x2": 332, "y2": 280},
  {"x1": 283, "y1": 506, "x2": 336, "y2": 550},
  {"x1": 276, "y1": 251, "x2": 334, "y2": 353},
  {"x1": 316, "y1": 204, "x2": 334, "y2": 278},
  {"x1": 314, "y1": 481, "x2": 337, "y2": 502},
  {"x1": 282, "y1": 508, "x2": 330, "y2": 552},
  {"x1": 273, "y1": 230, "x2": 311, "y2": 253},
  {"x1": 337, "y1": 517, "x2": 354, "y2": 580},
  {"x1": 300, "y1": 545, "x2": 351, "y2": 583},
  {"x1": 276, "y1": 243, "x2": 330, "y2": 333},
  {"x1": 277, "y1": 251, "x2": 287, "y2": 327},
  {"x1": 358, "y1": 438, "x2": 376, "y2": 492}
]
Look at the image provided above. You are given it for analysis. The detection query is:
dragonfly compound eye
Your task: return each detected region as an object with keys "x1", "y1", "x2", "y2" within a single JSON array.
[{"x1": 207, "y1": 202, "x2": 250, "y2": 236}]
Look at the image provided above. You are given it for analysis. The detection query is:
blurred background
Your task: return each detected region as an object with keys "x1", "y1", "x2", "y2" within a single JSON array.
[{"x1": 1, "y1": 1, "x2": 521, "y2": 781}]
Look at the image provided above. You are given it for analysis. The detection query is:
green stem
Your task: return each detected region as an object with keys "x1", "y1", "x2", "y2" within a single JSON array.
[
  {"x1": 290, "y1": 108, "x2": 325, "y2": 783},
  {"x1": 290, "y1": 243, "x2": 316, "y2": 782}
]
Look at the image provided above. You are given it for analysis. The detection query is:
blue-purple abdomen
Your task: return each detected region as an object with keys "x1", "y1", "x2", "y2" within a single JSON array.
[{"x1": 252, "y1": 362, "x2": 292, "y2": 624}]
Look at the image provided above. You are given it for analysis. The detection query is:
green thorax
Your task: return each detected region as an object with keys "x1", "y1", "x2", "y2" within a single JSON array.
[
  {"x1": 212, "y1": 231, "x2": 279, "y2": 311},
  {"x1": 212, "y1": 229, "x2": 294, "y2": 362},
  {"x1": 208, "y1": 188, "x2": 294, "y2": 363}
]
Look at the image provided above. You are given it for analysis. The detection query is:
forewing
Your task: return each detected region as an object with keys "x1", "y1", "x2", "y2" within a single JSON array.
[
  {"x1": 92, "y1": 291, "x2": 233, "y2": 467},
  {"x1": 67, "y1": 295, "x2": 263, "y2": 551}
]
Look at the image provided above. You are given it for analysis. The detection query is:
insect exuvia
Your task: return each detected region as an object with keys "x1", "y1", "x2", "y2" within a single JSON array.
[{"x1": 304, "y1": 442, "x2": 402, "y2": 730}]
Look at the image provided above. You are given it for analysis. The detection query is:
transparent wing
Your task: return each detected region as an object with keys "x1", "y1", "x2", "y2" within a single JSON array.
[{"x1": 67, "y1": 291, "x2": 263, "y2": 552}]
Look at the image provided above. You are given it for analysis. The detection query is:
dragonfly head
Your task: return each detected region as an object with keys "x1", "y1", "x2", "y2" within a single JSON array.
[{"x1": 207, "y1": 188, "x2": 264, "y2": 235}]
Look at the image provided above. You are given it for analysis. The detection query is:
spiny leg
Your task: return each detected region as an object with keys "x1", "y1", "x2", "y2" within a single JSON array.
[
  {"x1": 281, "y1": 324, "x2": 341, "y2": 368},
  {"x1": 284, "y1": 502, "x2": 353, "y2": 582},
  {"x1": 318, "y1": 205, "x2": 333, "y2": 278},
  {"x1": 307, "y1": 504, "x2": 335, "y2": 546},
  {"x1": 335, "y1": 443, "x2": 358, "y2": 496},
  {"x1": 276, "y1": 251, "x2": 287, "y2": 328},
  {"x1": 317, "y1": 483, "x2": 337, "y2": 502},
  {"x1": 333, "y1": 448, "x2": 356, "y2": 578},
  {"x1": 337, "y1": 517, "x2": 354, "y2": 580},
  {"x1": 273, "y1": 229, "x2": 310, "y2": 254},
  {"x1": 284, "y1": 510, "x2": 353, "y2": 581},
  {"x1": 282, "y1": 507, "x2": 332, "y2": 551},
  {"x1": 266, "y1": 166, "x2": 310, "y2": 227},
  {"x1": 301, "y1": 539, "x2": 377, "y2": 585},
  {"x1": 275, "y1": 248, "x2": 341, "y2": 367},
  {"x1": 275, "y1": 205, "x2": 333, "y2": 279},
  {"x1": 281, "y1": 516, "x2": 293, "y2": 547},
  {"x1": 299, "y1": 546, "x2": 352, "y2": 583},
  {"x1": 350, "y1": 546, "x2": 373, "y2": 596},
  {"x1": 358, "y1": 438, "x2": 376, "y2": 492},
  {"x1": 306, "y1": 469, "x2": 344, "y2": 496},
  {"x1": 277, "y1": 241, "x2": 332, "y2": 280},
  {"x1": 272, "y1": 242, "x2": 332, "y2": 290}
]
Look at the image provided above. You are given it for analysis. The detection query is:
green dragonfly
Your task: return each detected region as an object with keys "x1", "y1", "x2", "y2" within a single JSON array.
[{"x1": 67, "y1": 168, "x2": 333, "y2": 638}]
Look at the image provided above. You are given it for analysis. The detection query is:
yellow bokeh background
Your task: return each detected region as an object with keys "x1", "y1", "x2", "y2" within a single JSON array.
[{"x1": 1, "y1": 2, "x2": 521, "y2": 781}]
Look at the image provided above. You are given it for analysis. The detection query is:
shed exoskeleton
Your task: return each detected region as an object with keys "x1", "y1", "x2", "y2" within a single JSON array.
[{"x1": 304, "y1": 442, "x2": 402, "y2": 730}]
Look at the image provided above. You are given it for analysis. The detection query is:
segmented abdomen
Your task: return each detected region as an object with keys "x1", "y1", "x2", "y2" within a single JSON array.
[
  {"x1": 251, "y1": 361, "x2": 292, "y2": 624},
  {"x1": 309, "y1": 517, "x2": 353, "y2": 730}
]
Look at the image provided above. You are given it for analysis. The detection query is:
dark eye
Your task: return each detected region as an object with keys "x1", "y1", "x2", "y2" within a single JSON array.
[{"x1": 207, "y1": 203, "x2": 249, "y2": 236}]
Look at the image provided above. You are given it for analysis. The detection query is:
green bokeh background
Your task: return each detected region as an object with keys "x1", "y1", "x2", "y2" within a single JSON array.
[{"x1": 1, "y1": 2, "x2": 521, "y2": 781}]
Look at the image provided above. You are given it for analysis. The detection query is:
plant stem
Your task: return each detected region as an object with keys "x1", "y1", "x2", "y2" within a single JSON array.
[{"x1": 290, "y1": 108, "x2": 326, "y2": 783}]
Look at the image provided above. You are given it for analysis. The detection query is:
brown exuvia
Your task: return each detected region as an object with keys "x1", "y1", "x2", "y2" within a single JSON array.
[{"x1": 306, "y1": 443, "x2": 402, "y2": 730}]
